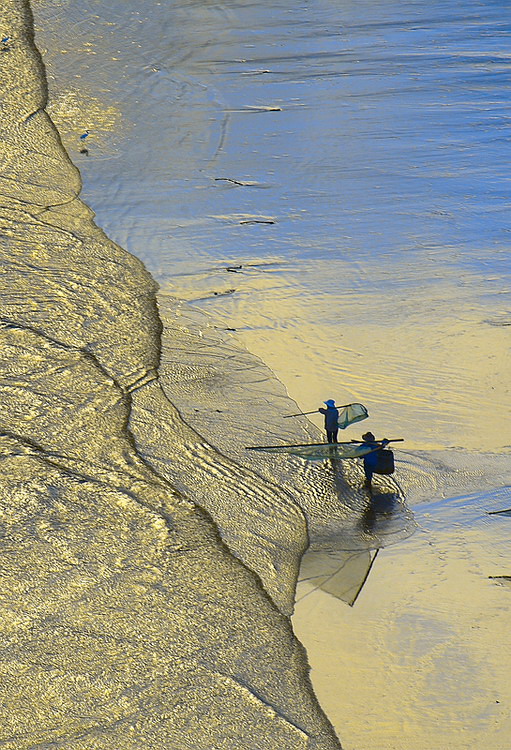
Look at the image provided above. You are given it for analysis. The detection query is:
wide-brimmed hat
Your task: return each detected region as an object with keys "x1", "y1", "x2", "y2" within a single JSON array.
[
  {"x1": 362, "y1": 431, "x2": 376, "y2": 441},
  {"x1": 324, "y1": 399, "x2": 336, "y2": 407}
]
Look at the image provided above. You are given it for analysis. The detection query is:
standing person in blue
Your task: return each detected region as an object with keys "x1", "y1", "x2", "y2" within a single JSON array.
[
  {"x1": 318, "y1": 399, "x2": 339, "y2": 443},
  {"x1": 361, "y1": 431, "x2": 389, "y2": 489}
]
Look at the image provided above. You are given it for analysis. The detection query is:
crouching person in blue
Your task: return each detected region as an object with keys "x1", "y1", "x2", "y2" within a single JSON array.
[
  {"x1": 318, "y1": 399, "x2": 339, "y2": 443},
  {"x1": 361, "y1": 431, "x2": 390, "y2": 489}
]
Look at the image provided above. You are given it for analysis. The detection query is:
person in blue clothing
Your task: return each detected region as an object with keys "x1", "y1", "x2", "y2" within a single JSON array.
[
  {"x1": 318, "y1": 399, "x2": 339, "y2": 443},
  {"x1": 361, "y1": 431, "x2": 389, "y2": 488}
]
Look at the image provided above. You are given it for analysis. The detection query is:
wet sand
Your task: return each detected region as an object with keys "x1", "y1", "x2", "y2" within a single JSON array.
[
  {"x1": 294, "y1": 484, "x2": 511, "y2": 750},
  {"x1": 19, "y1": 0, "x2": 511, "y2": 747},
  {"x1": 0, "y1": 1, "x2": 342, "y2": 747}
]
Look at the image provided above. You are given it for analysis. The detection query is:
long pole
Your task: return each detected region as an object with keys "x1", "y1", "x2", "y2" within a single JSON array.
[
  {"x1": 349, "y1": 438, "x2": 404, "y2": 444},
  {"x1": 283, "y1": 403, "x2": 362, "y2": 418},
  {"x1": 245, "y1": 438, "x2": 403, "y2": 451},
  {"x1": 246, "y1": 440, "x2": 357, "y2": 450}
]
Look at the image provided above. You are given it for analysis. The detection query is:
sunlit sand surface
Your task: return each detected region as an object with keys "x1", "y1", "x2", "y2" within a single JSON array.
[{"x1": 7, "y1": 0, "x2": 511, "y2": 747}]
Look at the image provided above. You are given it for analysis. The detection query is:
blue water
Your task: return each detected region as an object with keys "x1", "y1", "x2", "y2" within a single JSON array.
[{"x1": 35, "y1": 0, "x2": 511, "y2": 453}]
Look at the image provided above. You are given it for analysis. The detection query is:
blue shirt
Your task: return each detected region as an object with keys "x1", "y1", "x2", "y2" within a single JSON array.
[
  {"x1": 363, "y1": 439, "x2": 389, "y2": 466},
  {"x1": 319, "y1": 406, "x2": 339, "y2": 431}
]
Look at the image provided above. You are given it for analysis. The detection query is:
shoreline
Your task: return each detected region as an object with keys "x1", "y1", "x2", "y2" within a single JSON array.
[
  {"x1": 0, "y1": 2, "x2": 344, "y2": 746},
  {"x1": 24, "y1": 0, "x2": 511, "y2": 747}
]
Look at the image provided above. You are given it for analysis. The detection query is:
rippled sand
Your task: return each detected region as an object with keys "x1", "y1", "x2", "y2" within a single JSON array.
[
  {"x1": 5, "y1": 0, "x2": 511, "y2": 748},
  {"x1": 0, "y1": 1, "x2": 344, "y2": 747}
]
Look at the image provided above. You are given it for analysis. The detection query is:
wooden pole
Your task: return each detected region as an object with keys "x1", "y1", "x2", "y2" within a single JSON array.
[
  {"x1": 245, "y1": 438, "x2": 403, "y2": 451},
  {"x1": 283, "y1": 403, "x2": 364, "y2": 418}
]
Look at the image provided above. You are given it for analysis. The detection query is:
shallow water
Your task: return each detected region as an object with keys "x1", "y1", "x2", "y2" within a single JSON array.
[
  {"x1": 10, "y1": 0, "x2": 511, "y2": 747},
  {"x1": 35, "y1": 0, "x2": 511, "y2": 452},
  {"x1": 294, "y1": 487, "x2": 511, "y2": 749}
]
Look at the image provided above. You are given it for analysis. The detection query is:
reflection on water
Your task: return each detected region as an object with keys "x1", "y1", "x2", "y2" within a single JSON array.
[
  {"x1": 358, "y1": 491, "x2": 401, "y2": 536},
  {"x1": 489, "y1": 576, "x2": 511, "y2": 587},
  {"x1": 488, "y1": 506, "x2": 511, "y2": 590},
  {"x1": 294, "y1": 486, "x2": 511, "y2": 750},
  {"x1": 298, "y1": 487, "x2": 415, "y2": 607},
  {"x1": 298, "y1": 548, "x2": 379, "y2": 607}
]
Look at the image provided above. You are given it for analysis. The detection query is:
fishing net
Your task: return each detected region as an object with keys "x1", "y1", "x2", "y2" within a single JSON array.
[
  {"x1": 247, "y1": 442, "x2": 373, "y2": 461},
  {"x1": 337, "y1": 402, "x2": 368, "y2": 429}
]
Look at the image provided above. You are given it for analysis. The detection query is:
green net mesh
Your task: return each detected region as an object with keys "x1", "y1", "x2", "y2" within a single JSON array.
[
  {"x1": 337, "y1": 402, "x2": 369, "y2": 429},
  {"x1": 247, "y1": 442, "x2": 373, "y2": 461}
]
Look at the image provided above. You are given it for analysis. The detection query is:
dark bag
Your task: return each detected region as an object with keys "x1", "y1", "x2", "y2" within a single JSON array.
[{"x1": 374, "y1": 449, "x2": 395, "y2": 475}]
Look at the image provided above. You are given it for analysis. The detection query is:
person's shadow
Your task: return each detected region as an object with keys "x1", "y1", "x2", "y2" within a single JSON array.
[
  {"x1": 296, "y1": 488, "x2": 415, "y2": 606},
  {"x1": 359, "y1": 491, "x2": 399, "y2": 535}
]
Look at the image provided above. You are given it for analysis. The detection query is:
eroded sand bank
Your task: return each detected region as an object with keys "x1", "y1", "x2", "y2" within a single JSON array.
[{"x1": 0, "y1": 2, "x2": 343, "y2": 747}]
